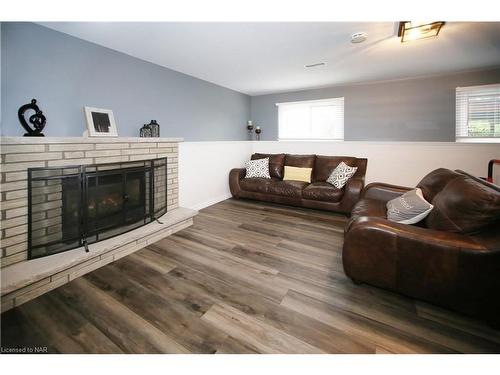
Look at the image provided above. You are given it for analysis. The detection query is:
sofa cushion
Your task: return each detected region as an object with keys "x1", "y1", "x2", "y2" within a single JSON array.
[
  {"x1": 313, "y1": 155, "x2": 357, "y2": 182},
  {"x1": 240, "y1": 177, "x2": 277, "y2": 194},
  {"x1": 303, "y1": 182, "x2": 344, "y2": 202},
  {"x1": 251, "y1": 153, "x2": 285, "y2": 179},
  {"x1": 268, "y1": 180, "x2": 308, "y2": 198},
  {"x1": 417, "y1": 168, "x2": 462, "y2": 202},
  {"x1": 284, "y1": 154, "x2": 316, "y2": 169},
  {"x1": 425, "y1": 175, "x2": 500, "y2": 234}
]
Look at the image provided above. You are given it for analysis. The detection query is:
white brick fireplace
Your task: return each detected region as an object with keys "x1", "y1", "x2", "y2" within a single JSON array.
[{"x1": 0, "y1": 136, "x2": 197, "y2": 312}]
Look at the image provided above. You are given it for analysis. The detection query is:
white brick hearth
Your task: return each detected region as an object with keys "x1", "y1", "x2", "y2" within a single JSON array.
[{"x1": 0, "y1": 136, "x2": 197, "y2": 313}]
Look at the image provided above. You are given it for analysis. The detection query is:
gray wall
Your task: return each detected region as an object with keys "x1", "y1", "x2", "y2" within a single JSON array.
[
  {"x1": 3, "y1": 22, "x2": 500, "y2": 142},
  {"x1": 251, "y1": 67, "x2": 500, "y2": 141},
  {"x1": 1, "y1": 22, "x2": 250, "y2": 140}
]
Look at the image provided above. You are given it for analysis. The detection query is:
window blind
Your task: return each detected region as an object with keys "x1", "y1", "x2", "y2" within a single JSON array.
[
  {"x1": 277, "y1": 98, "x2": 344, "y2": 140},
  {"x1": 456, "y1": 84, "x2": 500, "y2": 141}
]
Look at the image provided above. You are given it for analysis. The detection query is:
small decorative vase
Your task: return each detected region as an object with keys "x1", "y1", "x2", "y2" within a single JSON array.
[
  {"x1": 140, "y1": 124, "x2": 152, "y2": 137},
  {"x1": 148, "y1": 120, "x2": 160, "y2": 137}
]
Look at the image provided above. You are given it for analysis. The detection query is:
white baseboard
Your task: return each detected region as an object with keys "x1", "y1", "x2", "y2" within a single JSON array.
[{"x1": 188, "y1": 193, "x2": 233, "y2": 211}]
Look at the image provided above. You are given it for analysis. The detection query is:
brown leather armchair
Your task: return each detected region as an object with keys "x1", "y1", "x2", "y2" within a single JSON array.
[
  {"x1": 230, "y1": 154, "x2": 368, "y2": 214},
  {"x1": 343, "y1": 168, "x2": 500, "y2": 325}
]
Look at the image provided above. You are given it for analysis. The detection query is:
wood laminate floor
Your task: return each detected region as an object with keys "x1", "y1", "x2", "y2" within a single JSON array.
[{"x1": 2, "y1": 199, "x2": 500, "y2": 354}]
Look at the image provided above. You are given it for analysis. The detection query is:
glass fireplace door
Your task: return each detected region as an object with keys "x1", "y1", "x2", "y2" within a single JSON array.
[
  {"x1": 84, "y1": 168, "x2": 146, "y2": 242},
  {"x1": 124, "y1": 170, "x2": 147, "y2": 224},
  {"x1": 28, "y1": 158, "x2": 164, "y2": 259},
  {"x1": 86, "y1": 172, "x2": 124, "y2": 236}
]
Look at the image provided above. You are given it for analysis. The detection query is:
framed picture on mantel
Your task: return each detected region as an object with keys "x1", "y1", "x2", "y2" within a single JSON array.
[{"x1": 84, "y1": 106, "x2": 118, "y2": 137}]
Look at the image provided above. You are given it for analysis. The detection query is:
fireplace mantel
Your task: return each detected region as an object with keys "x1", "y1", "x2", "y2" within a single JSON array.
[
  {"x1": 1, "y1": 135, "x2": 191, "y2": 312},
  {"x1": 0, "y1": 136, "x2": 184, "y2": 144}
]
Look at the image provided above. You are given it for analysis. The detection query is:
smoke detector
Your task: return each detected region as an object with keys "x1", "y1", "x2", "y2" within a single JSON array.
[{"x1": 351, "y1": 32, "x2": 367, "y2": 43}]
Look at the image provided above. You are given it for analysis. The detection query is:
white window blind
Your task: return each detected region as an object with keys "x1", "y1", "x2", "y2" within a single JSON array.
[
  {"x1": 277, "y1": 98, "x2": 344, "y2": 140},
  {"x1": 456, "y1": 84, "x2": 500, "y2": 142}
]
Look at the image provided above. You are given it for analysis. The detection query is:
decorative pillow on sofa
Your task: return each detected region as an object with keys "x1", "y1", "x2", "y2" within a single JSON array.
[
  {"x1": 386, "y1": 188, "x2": 433, "y2": 224},
  {"x1": 283, "y1": 166, "x2": 312, "y2": 183},
  {"x1": 326, "y1": 161, "x2": 357, "y2": 189},
  {"x1": 244, "y1": 158, "x2": 271, "y2": 179},
  {"x1": 251, "y1": 153, "x2": 285, "y2": 179}
]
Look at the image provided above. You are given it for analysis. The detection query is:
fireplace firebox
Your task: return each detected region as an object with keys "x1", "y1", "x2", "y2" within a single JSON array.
[{"x1": 27, "y1": 158, "x2": 168, "y2": 259}]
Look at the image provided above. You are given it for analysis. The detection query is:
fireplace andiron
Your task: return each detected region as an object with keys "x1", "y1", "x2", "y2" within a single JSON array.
[{"x1": 18, "y1": 99, "x2": 46, "y2": 137}]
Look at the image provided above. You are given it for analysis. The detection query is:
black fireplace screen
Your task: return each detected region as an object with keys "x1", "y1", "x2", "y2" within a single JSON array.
[{"x1": 27, "y1": 158, "x2": 168, "y2": 259}]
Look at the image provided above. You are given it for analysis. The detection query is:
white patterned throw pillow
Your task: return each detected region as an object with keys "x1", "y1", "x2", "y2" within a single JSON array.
[
  {"x1": 387, "y1": 188, "x2": 433, "y2": 224},
  {"x1": 244, "y1": 157, "x2": 271, "y2": 179},
  {"x1": 327, "y1": 161, "x2": 358, "y2": 189}
]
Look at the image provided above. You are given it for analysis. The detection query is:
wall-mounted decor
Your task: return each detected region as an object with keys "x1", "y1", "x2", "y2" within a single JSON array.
[
  {"x1": 18, "y1": 99, "x2": 46, "y2": 137},
  {"x1": 84, "y1": 107, "x2": 118, "y2": 137},
  {"x1": 255, "y1": 126, "x2": 262, "y2": 141},
  {"x1": 140, "y1": 120, "x2": 160, "y2": 137},
  {"x1": 247, "y1": 120, "x2": 254, "y2": 140}
]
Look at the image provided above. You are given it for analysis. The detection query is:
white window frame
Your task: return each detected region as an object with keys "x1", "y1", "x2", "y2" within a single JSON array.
[
  {"x1": 456, "y1": 83, "x2": 500, "y2": 143},
  {"x1": 276, "y1": 97, "x2": 344, "y2": 141}
]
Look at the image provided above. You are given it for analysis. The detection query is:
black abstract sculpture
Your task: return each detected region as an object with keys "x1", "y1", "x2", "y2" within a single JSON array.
[{"x1": 18, "y1": 99, "x2": 46, "y2": 137}]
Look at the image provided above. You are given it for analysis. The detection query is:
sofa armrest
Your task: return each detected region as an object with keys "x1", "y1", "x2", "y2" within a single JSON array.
[
  {"x1": 361, "y1": 182, "x2": 412, "y2": 202},
  {"x1": 347, "y1": 216, "x2": 486, "y2": 251},
  {"x1": 344, "y1": 216, "x2": 500, "y2": 323},
  {"x1": 343, "y1": 216, "x2": 493, "y2": 303},
  {"x1": 340, "y1": 177, "x2": 364, "y2": 214},
  {"x1": 229, "y1": 168, "x2": 246, "y2": 198}
]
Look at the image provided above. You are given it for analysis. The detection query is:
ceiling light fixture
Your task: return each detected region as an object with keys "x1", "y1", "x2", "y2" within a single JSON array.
[
  {"x1": 398, "y1": 21, "x2": 445, "y2": 42},
  {"x1": 304, "y1": 62, "x2": 326, "y2": 68},
  {"x1": 351, "y1": 32, "x2": 367, "y2": 44}
]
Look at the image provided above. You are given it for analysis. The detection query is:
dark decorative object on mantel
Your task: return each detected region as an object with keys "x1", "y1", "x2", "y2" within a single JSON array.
[
  {"x1": 18, "y1": 99, "x2": 46, "y2": 137},
  {"x1": 149, "y1": 120, "x2": 160, "y2": 137},
  {"x1": 139, "y1": 120, "x2": 160, "y2": 137},
  {"x1": 139, "y1": 124, "x2": 151, "y2": 137}
]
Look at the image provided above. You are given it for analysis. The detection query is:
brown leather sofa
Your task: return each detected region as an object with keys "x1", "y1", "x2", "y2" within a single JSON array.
[
  {"x1": 343, "y1": 168, "x2": 500, "y2": 324},
  {"x1": 229, "y1": 153, "x2": 368, "y2": 214}
]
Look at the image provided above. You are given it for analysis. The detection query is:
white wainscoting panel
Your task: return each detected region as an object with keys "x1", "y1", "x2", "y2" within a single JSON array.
[
  {"x1": 179, "y1": 140, "x2": 499, "y2": 210},
  {"x1": 179, "y1": 141, "x2": 253, "y2": 210},
  {"x1": 252, "y1": 141, "x2": 500, "y2": 186}
]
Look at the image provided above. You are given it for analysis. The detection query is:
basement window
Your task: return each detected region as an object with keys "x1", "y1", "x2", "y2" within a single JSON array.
[
  {"x1": 277, "y1": 98, "x2": 344, "y2": 141},
  {"x1": 456, "y1": 84, "x2": 500, "y2": 142}
]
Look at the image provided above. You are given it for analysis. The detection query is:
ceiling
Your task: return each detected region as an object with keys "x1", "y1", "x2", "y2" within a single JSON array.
[{"x1": 39, "y1": 22, "x2": 500, "y2": 96}]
